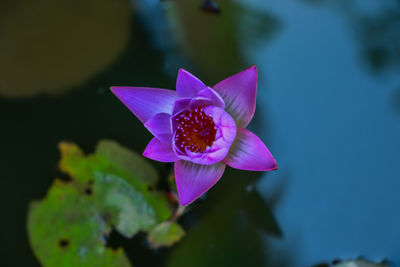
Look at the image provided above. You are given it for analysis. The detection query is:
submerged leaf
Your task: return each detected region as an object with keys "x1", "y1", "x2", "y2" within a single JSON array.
[
  {"x1": 0, "y1": 0, "x2": 132, "y2": 98},
  {"x1": 147, "y1": 221, "x2": 185, "y2": 248}
]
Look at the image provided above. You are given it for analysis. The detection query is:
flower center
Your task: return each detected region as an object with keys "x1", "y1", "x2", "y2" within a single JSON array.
[{"x1": 174, "y1": 107, "x2": 217, "y2": 153}]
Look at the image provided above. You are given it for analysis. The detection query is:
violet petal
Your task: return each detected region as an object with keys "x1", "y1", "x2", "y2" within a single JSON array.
[
  {"x1": 196, "y1": 87, "x2": 225, "y2": 109},
  {"x1": 144, "y1": 113, "x2": 172, "y2": 143},
  {"x1": 111, "y1": 87, "x2": 177, "y2": 123},
  {"x1": 189, "y1": 97, "x2": 214, "y2": 110},
  {"x1": 143, "y1": 138, "x2": 179, "y2": 162},
  {"x1": 174, "y1": 160, "x2": 226, "y2": 205},
  {"x1": 172, "y1": 98, "x2": 192, "y2": 115},
  {"x1": 176, "y1": 69, "x2": 206, "y2": 98},
  {"x1": 224, "y1": 128, "x2": 277, "y2": 171},
  {"x1": 213, "y1": 65, "x2": 257, "y2": 128}
]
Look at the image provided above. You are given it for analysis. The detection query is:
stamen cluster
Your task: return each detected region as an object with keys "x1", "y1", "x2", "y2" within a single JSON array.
[{"x1": 174, "y1": 107, "x2": 217, "y2": 153}]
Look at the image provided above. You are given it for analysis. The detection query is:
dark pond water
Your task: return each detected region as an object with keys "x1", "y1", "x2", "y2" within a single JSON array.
[{"x1": 1, "y1": 0, "x2": 399, "y2": 266}]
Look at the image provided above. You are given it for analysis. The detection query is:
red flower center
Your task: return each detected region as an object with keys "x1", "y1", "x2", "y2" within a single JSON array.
[{"x1": 174, "y1": 107, "x2": 217, "y2": 153}]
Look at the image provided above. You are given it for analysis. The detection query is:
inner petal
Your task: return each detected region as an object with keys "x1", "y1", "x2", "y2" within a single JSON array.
[{"x1": 173, "y1": 107, "x2": 217, "y2": 153}]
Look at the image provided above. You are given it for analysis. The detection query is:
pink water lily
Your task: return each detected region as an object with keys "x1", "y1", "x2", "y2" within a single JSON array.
[{"x1": 111, "y1": 66, "x2": 277, "y2": 205}]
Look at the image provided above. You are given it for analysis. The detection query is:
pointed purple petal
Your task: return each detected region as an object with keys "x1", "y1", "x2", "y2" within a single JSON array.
[
  {"x1": 213, "y1": 66, "x2": 257, "y2": 128},
  {"x1": 172, "y1": 98, "x2": 191, "y2": 115},
  {"x1": 196, "y1": 87, "x2": 225, "y2": 109},
  {"x1": 176, "y1": 69, "x2": 206, "y2": 98},
  {"x1": 224, "y1": 128, "x2": 277, "y2": 171},
  {"x1": 144, "y1": 113, "x2": 172, "y2": 143},
  {"x1": 110, "y1": 87, "x2": 177, "y2": 123},
  {"x1": 174, "y1": 160, "x2": 225, "y2": 206},
  {"x1": 143, "y1": 138, "x2": 179, "y2": 162}
]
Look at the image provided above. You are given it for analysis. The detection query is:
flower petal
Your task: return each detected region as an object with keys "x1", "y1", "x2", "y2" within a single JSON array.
[
  {"x1": 172, "y1": 98, "x2": 191, "y2": 115},
  {"x1": 171, "y1": 106, "x2": 237, "y2": 165},
  {"x1": 174, "y1": 160, "x2": 226, "y2": 206},
  {"x1": 176, "y1": 69, "x2": 206, "y2": 98},
  {"x1": 224, "y1": 128, "x2": 277, "y2": 171},
  {"x1": 196, "y1": 87, "x2": 225, "y2": 109},
  {"x1": 189, "y1": 97, "x2": 214, "y2": 110},
  {"x1": 144, "y1": 113, "x2": 172, "y2": 143},
  {"x1": 110, "y1": 87, "x2": 177, "y2": 123},
  {"x1": 213, "y1": 65, "x2": 257, "y2": 128},
  {"x1": 143, "y1": 138, "x2": 179, "y2": 162}
]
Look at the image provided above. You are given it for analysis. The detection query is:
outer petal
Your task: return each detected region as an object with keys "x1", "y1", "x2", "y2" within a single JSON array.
[
  {"x1": 144, "y1": 113, "x2": 172, "y2": 143},
  {"x1": 110, "y1": 87, "x2": 177, "y2": 123},
  {"x1": 143, "y1": 138, "x2": 179, "y2": 162},
  {"x1": 224, "y1": 128, "x2": 277, "y2": 171},
  {"x1": 176, "y1": 69, "x2": 206, "y2": 98},
  {"x1": 213, "y1": 65, "x2": 257, "y2": 128},
  {"x1": 175, "y1": 160, "x2": 226, "y2": 206}
]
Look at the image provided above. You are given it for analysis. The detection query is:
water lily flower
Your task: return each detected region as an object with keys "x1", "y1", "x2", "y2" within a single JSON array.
[{"x1": 111, "y1": 66, "x2": 277, "y2": 205}]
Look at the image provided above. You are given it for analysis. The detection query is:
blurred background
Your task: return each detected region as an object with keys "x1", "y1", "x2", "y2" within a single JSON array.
[{"x1": 1, "y1": 0, "x2": 400, "y2": 266}]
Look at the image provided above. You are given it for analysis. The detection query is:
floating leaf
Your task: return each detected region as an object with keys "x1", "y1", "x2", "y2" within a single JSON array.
[
  {"x1": 59, "y1": 140, "x2": 172, "y2": 237},
  {"x1": 27, "y1": 180, "x2": 131, "y2": 267},
  {"x1": 147, "y1": 221, "x2": 185, "y2": 248},
  {"x1": 95, "y1": 140, "x2": 158, "y2": 186},
  {"x1": 92, "y1": 172, "x2": 171, "y2": 238},
  {"x1": 58, "y1": 142, "x2": 89, "y2": 182},
  {"x1": 28, "y1": 140, "x2": 184, "y2": 266}
]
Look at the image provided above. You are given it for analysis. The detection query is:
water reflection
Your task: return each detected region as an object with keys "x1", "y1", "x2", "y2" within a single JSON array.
[
  {"x1": 303, "y1": 0, "x2": 400, "y2": 73},
  {"x1": 163, "y1": 0, "x2": 281, "y2": 82},
  {"x1": 0, "y1": 0, "x2": 131, "y2": 98},
  {"x1": 248, "y1": 0, "x2": 400, "y2": 265},
  {"x1": 393, "y1": 87, "x2": 400, "y2": 113},
  {"x1": 168, "y1": 169, "x2": 287, "y2": 267},
  {"x1": 2, "y1": 0, "x2": 400, "y2": 266}
]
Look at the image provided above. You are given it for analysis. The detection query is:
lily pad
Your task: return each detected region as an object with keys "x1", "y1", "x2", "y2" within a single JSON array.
[
  {"x1": 92, "y1": 172, "x2": 171, "y2": 238},
  {"x1": 95, "y1": 140, "x2": 158, "y2": 186},
  {"x1": 147, "y1": 221, "x2": 185, "y2": 248},
  {"x1": 28, "y1": 140, "x2": 183, "y2": 266},
  {"x1": 59, "y1": 140, "x2": 172, "y2": 237},
  {"x1": 27, "y1": 180, "x2": 131, "y2": 267}
]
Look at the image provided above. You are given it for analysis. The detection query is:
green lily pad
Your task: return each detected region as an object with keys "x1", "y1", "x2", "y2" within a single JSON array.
[
  {"x1": 27, "y1": 180, "x2": 131, "y2": 267},
  {"x1": 95, "y1": 140, "x2": 158, "y2": 186},
  {"x1": 59, "y1": 140, "x2": 172, "y2": 237},
  {"x1": 147, "y1": 221, "x2": 185, "y2": 248},
  {"x1": 92, "y1": 172, "x2": 171, "y2": 238},
  {"x1": 28, "y1": 140, "x2": 183, "y2": 266}
]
